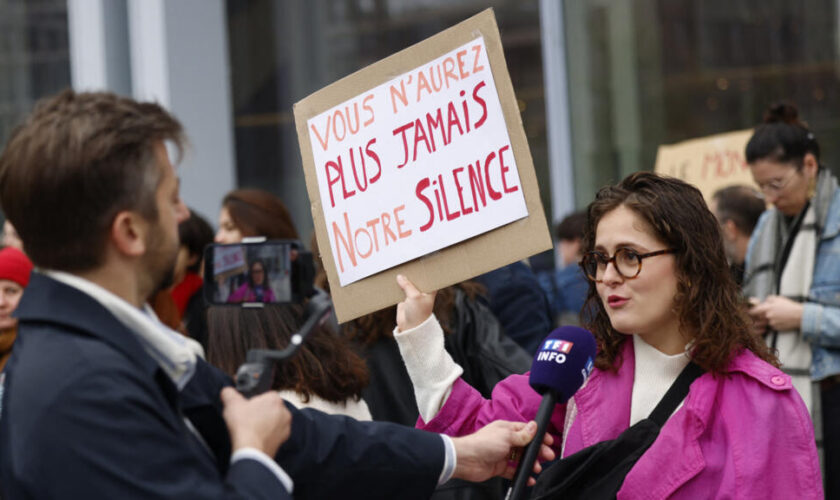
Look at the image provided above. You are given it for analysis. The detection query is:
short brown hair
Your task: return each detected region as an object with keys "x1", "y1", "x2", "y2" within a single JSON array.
[
  {"x1": 222, "y1": 189, "x2": 299, "y2": 240},
  {"x1": 582, "y1": 172, "x2": 777, "y2": 374},
  {"x1": 178, "y1": 210, "x2": 215, "y2": 273},
  {"x1": 555, "y1": 211, "x2": 586, "y2": 241},
  {"x1": 712, "y1": 185, "x2": 766, "y2": 235},
  {"x1": 0, "y1": 89, "x2": 184, "y2": 271}
]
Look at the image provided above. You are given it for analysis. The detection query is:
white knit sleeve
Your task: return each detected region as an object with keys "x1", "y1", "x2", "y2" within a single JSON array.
[{"x1": 393, "y1": 314, "x2": 464, "y2": 422}]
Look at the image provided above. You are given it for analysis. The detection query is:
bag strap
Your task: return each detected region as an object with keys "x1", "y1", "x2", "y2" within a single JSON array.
[{"x1": 647, "y1": 361, "x2": 705, "y2": 427}]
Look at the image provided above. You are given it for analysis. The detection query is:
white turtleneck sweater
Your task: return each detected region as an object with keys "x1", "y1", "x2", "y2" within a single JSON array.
[
  {"x1": 629, "y1": 335, "x2": 690, "y2": 425},
  {"x1": 277, "y1": 390, "x2": 372, "y2": 421}
]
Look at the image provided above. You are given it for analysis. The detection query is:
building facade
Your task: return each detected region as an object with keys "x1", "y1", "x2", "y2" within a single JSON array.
[{"x1": 2, "y1": 0, "x2": 839, "y2": 267}]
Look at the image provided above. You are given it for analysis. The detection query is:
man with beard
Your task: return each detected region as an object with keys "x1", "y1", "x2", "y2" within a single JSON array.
[{"x1": 0, "y1": 91, "x2": 550, "y2": 499}]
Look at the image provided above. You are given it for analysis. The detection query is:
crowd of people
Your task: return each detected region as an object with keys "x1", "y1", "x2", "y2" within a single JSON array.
[{"x1": 0, "y1": 88, "x2": 833, "y2": 498}]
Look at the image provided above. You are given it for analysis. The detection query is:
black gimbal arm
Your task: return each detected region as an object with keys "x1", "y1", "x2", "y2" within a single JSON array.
[{"x1": 234, "y1": 290, "x2": 333, "y2": 397}]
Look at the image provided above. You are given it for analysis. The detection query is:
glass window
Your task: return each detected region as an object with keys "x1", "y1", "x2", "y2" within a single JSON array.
[
  {"x1": 0, "y1": 0, "x2": 71, "y2": 224},
  {"x1": 564, "y1": 0, "x2": 840, "y2": 206},
  {"x1": 226, "y1": 0, "x2": 548, "y2": 244},
  {"x1": 0, "y1": 0, "x2": 71, "y2": 148}
]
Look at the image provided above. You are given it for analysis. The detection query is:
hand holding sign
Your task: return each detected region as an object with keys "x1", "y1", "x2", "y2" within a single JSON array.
[{"x1": 395, "y1": 274, "x2": 436, "y2": 332}]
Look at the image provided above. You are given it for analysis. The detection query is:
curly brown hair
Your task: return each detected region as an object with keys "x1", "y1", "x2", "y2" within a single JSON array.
[
  {"x1": 206, "y1": 305, "x2": 369, "y2": 403},
  {"x1": 581, "y1": 172, "x2": 778, "y2": 374}
]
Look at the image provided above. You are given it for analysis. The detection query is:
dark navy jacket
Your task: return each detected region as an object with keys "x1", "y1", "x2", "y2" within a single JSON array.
[
  {"x1": 474, "y1": 262, "x2": 554, "y2": 355},
  {"x1": 0, "y1": 273, "x2": 443, "y2": 499}
]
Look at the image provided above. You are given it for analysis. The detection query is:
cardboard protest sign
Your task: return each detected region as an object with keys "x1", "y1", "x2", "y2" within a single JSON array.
[
  {"x1": 295, "y1": 8, "x2": 551, "y2": 322},
  {"x1": 654, "y1": 129, "x2": 758, "y2": 202},
  {"x1": 213, "y1": 245, "x2": 246, "y2": 278}
]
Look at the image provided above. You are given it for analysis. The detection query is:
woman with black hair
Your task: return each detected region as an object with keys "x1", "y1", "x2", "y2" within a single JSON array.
[{"x1": 743, "y1": 102, "x2": 840, "y2": 496}]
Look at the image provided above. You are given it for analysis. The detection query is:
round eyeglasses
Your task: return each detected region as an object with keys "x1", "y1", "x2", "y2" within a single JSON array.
[
  {"x1": 756, "y1": 168, "x2": 798, "y2": 195},
  {"x1": 581, "y1": 248, "x2": 678, "y2": 282}
]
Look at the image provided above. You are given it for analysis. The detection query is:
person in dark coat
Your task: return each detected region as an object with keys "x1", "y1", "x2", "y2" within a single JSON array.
[
  {"x1": 537, "y1": 211, "x2": 590, "y2": 329},
  {"x1": 0, "y1": 89, "x2": 552, "y2": 499}
]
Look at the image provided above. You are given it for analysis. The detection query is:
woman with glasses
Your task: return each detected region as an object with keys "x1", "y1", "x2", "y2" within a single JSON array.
[
  {"x1": 393, "y1": 172, "x2": 821, "y2": 497},
  {"x1": 743, "y1": 102, "x2": 840, "y2": 496},
  {"x1": 226, "y1": 259, "x2": 277, "y2": 303}
]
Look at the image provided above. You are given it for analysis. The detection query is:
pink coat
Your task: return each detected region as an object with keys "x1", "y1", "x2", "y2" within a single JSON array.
[{"x1": 417, "y1": 340, "x2": 822, "y2": 499}]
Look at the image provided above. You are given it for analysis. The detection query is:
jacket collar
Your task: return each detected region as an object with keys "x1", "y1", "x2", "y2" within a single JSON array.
[
  {"x1": 573, "y1": 340, "x2": 635, "y2": 444},
  {"x1": 15, "y1": 272, "x2": 161, "y2": 379},
  {"x1": 573, "y1": 339, "x2": 791, "y2": 498},
  {"x1": 580, "y1": 339, "x2": 705, "y2": 498},
  {"x1": 821, "y1": 184, "x2": 840, "y2": 239}
]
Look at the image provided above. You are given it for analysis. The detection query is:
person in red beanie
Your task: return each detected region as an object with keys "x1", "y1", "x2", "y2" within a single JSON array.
[{"x1": 0, "y1": 246, "x2": 33, "y2": 371}]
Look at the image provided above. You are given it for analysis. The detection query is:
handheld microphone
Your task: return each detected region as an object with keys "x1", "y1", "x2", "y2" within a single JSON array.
[{"x1": 506, "y1": 326, "x2": 597, "y2": 500}]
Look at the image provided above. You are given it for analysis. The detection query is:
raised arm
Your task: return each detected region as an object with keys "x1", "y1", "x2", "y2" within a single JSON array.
[{"x1": 394, "y1": 275, "x2": 563, "y2": 440}]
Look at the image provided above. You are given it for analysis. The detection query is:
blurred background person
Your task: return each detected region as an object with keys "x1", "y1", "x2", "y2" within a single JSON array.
[
  {"x1": 206, "y1": 304, "x2": 371, "y2": 419},
  {"x1": 172, "y1": 210, "x2": 215, "y2": 349},
  {"x1": 743, "y1": 102, "x2": 840, "y2": 496},
  {"x1": 149, "y1": 285, "x2": 182, "y2": 332},
  {"x1": 0, "y1": 246, "x2": 33, "y2": 372},
  {"x1": 709, "y1": 185, "x2": 766, "y2": 285},
  {"x1": 216, "y1": 188, "x2": 299, "y2": 244},
  {"x1": 472, "y1": 261, "x2": 553, "y2": 355},
  {"x1": 537, "y1": 211, "x2": 589, "y2": 327},
  {"x1": 212, "y1": 187, "x2": 301, "y2": 304},
  {"x1": 149, "y1": 211, "x2": 215, "y2": 336}
]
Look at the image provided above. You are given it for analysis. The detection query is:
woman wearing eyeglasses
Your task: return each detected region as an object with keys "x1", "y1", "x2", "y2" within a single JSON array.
[
  {"x1": 743, "y1": 102, "x2": 840, "y2": 497},
  {"x1": 393, "y1": 172, "x2": 821, "y2": 498},
  {"x1": 227, "y1": 259, "x2": 277, "y2": 303}
]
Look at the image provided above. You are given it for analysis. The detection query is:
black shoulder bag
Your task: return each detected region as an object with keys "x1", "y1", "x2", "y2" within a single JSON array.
[{"x1": 531, "y1": 362, "x2": 705, "y2": 499}]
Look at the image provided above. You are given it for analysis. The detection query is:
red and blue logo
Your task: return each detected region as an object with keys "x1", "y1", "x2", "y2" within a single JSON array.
[{"x1": 541, "y1": 339, "x2": 574, "y2": 354}]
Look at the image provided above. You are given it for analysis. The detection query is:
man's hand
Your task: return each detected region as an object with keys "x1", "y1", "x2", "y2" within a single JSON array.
[
  {"x1": 450, "y1": 420, "x2": 555, "y2": 485},
  {"x1": 749, "y1": 295, "x2": 804, "y2": 333},
  {"x1": 396, "y1": 274, "x2": 436, "y2": 332},
  {"x1": 221, "y1": 387, "x2": 292, "y2": 457}
]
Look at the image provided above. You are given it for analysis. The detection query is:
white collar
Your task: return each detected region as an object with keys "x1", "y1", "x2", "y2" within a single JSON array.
[
  {"x1": 630, "y1": 334, "x2": 690, "y2": 425},
  {"x1": 43, "y1": 270, "x2": 204, "y2": 390}
]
